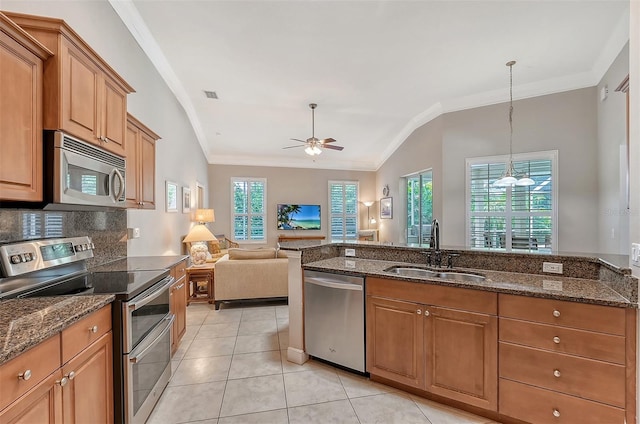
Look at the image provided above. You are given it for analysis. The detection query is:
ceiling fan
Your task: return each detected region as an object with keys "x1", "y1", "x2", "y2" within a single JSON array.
[{"x1": 283, "y1": 103, "x2": 344, "y2": 156}]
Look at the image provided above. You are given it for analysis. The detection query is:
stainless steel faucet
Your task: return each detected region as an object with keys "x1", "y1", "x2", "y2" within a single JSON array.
[{"x1": 430, "y1": 219, "x2": 442, "y2": 267}]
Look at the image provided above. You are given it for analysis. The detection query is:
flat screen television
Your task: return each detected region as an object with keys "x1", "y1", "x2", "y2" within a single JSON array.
[{"x1": 277, "y1": 204, "x2": 321, "y2": 230}]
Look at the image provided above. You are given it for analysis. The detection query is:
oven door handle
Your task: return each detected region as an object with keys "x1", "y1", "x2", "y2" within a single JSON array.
[
  {"x1": 129, "y1": 314, "x2": 174, "y2": 364},
  {"x1": 128, "y1": 275, "x2": 175, "y2": 311}
]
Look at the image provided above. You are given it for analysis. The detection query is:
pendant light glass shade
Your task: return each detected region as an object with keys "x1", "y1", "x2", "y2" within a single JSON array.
[{"x1": 493, "y1": 60, "x2": 534, "y2": 188}]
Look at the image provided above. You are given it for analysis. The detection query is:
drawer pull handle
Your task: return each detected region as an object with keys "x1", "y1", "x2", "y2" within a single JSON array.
[
  {"x1": 56, "y1": 376, "x2": 69, "y2": 387},
  {"x1": 553, "y1": 336, "x2": 560, "y2": 344},
  {"x1": 553, "y1": 369, "x2": 561, "y2": 378},
  {"x1": 65, "y1": 371, "x2": 76, "y2": 380},
  {"x1": 553, "y1": 310, "x2": 561, "y2": 318},
  {"x1": 18, "y1": 370, "x2": 32, "y2": 381},
  {"x1": 424, "y1": 310, "x2": 430, "y2": 317},
  {"x1": 417, "y1": 309, "x2": 422, "y2": 315},
  {"x1": 553, "y1": 409, "x2": 560, "y2": 418},
  {"x1": 89, "y1": 325, "x2": 99, "y2": 333}
]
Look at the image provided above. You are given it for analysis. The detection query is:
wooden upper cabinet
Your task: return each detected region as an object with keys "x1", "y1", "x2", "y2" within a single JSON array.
[
  {"x1": 125, "y1": 114, "x2": 160, "y2": 209},
  {"x1": 0, "y1": 12, "x2": 52, "y2": 202},
  {"x1": 3, "y1": 12, "x2": 134, "y2": 158}
]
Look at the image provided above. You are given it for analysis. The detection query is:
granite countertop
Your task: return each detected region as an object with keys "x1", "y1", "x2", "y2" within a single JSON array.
[
  {"x1": 0, "y1": 294, "x2": 114, "y2": 365},
  {"x1": 303, "y1": 257, "x2": 634, "y2": 308},
  {"x1": 90, "y1": 255, "x2": 189, "y2": 272}
]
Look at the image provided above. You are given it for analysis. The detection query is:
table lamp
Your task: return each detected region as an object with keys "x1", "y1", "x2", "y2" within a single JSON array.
[{"x1": 183, "y1": 208, "x2": 217, "y2": 266}]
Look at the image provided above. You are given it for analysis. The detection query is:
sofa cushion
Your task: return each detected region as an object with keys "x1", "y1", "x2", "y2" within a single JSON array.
[{"x1": 228, "y1": 247, "x2": 277, "y2": 260}]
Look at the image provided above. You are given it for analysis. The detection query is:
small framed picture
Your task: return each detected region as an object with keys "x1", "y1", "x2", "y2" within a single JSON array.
[
  {"x1": 182, "y1": 187, "x2": 191, "y2": 213},
  {"x1": 165, "y1": 181, "x2": 178, "y2": 213},
  {"x1": 380, "y1": 197, "x2": 393, "y2": 219}
]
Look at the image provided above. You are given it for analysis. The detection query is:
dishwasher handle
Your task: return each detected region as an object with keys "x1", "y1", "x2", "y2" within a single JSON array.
[{"x1": 305, "y1": 276, "x2": 363, "y2": 291}]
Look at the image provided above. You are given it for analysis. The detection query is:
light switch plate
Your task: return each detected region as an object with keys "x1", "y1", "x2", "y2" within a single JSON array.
[
  {"x1": 632, "y1": 243, "x2": 640, "y2": 267},
  {"x1": 345, "y1": 248, "x2": 356, "y2": 257},
  {"x1": 543, "y1": 262, "x2": 563, "y2": 274}
]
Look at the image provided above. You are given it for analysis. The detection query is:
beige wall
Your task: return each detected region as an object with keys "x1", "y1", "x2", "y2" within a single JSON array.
[
  {"x1": 1, "y1": 1, "x2": 210, "y2": 256},
  {"x1": 597, "y1": 43, "x2": 630, "y2": 255},
  {"x1": 208, "y1": 165, "x2": 376, "y2": 247}
]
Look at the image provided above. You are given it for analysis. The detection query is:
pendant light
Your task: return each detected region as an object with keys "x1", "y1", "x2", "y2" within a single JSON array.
[{"x1": 494, "y1": 61, "x2": 534, "y2": 187}]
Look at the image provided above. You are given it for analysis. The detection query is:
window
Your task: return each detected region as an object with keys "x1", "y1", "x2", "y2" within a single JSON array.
[
  {"x1": 466, "y1": 151, "x2": 557, "y2": 252},
  {"x1": 329, "y1": 181, "x2": 358, "y2": 240},
  {"x1": 231, "y1": 178, "x2": 266, "y2": 242},
  {"x1": 406, "y1": 170, "x2": 433, "y2": 245}
]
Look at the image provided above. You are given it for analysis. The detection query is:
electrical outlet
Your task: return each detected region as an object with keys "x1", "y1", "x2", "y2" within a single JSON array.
[
  {"x1": 542, "y1": 280, "x2": 563, "y2": 291},
  {"x1": 543, "y1": 262, "x2": 563, "y2": 274},
  {"x1": 127, "y1": 228, "x2": 141, "y2": 239},
  {"x1": 345, "y1": 260, "x2": 356, "y2": 269},
  {"x1": 345, "y1": 248, "x2": 356, "y2": 257},
  {"x1": 632, "y1": 243, "x2": 640, "y2": 267}
]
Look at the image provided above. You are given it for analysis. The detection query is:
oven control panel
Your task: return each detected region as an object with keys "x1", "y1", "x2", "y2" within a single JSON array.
[{"x1": 0, "y1": 236, "x2": 95, "y2": 277}]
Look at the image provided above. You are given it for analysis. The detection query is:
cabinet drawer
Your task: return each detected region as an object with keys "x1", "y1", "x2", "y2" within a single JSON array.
[
  {"x1": 499, "y1": 317, "x2": 625, "y2": 364},
  {"x1": 499, "y1": 342, "x2": 625, "y2": 407},
  {"x1": 61, "y1": 304, "x2": 112, "y2": 364},
  {"x1": 0, "y1": 334, "x2": 61, "y2": 411},
  {"x1": 172, "y1": 261, "x2": 187, "y2": 281},
  {"x1": 499, "y1": 379, "x2": 625, "y2": 424},
  {"x1": 499, "y1": 294, "x2": 625, "y2": 335}
]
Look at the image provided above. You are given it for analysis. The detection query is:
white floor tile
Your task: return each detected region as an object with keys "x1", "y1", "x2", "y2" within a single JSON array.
[
  {"x1": 238, "y1": 318, "x2": 278, "y2": 335},
  {"x1": 147, "y1": 381, "x2": 225, "y2": 424},
  {"x1": 219, "y1": 374, "x2": 286, "y2": 417},
  {"x1": 412, "y1": 395, "x2": 496, "y2": 424},
  {"x1": 350, "y1": 392, "x2": 430, "y2": 424},
  {"x1": 169, "y1": 355, "x2": 232, "y2": 386},
  {"x1": 288, "y1": 399, "x2": 360, "y2": 424},
  {"x1": 228, "y1": 350, "x2": 283, "y2": 379},
  {"x1": 234, "y1": 333, "x2": 279, "y2": 354},
  {"x1": 218, "y1": 408, "x2": 288, "y2": 424},
  {"x1": 197, "y1": 322, "x2": 240, "y2": 339},
  {"x1": 185, "y1": 336, "x2": 237, "y2": 358},
  {"x1": 283, "y1": 369, "x2": 347, "y2": 407}
]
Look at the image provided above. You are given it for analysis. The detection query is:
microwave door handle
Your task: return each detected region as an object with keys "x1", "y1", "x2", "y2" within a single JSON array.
[{"x1": 110, "y1": 169, "x2": 125, "y2": 201}]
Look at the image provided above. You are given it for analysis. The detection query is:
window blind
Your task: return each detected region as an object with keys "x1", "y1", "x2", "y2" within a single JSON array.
[
  {"x1": 329, "y1": 181, "x2": 358, "y2": 240},
  {"x1": 232, "y1": 178, "x2": 266, "y2": 241}
]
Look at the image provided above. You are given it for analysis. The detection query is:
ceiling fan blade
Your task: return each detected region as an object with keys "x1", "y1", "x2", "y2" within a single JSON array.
[
  {"x1": 323, "y1": 144, "x2": 344, "y2": 151},
  {"x1": 319, "y1": 138, "x2": 336, "y2": 144},
  {"x1": 282, "y1": 145, "x2": 305, "y2": 149},
  {"x1": 290, "y1": 138, "x2": 308, "y2": 143}
]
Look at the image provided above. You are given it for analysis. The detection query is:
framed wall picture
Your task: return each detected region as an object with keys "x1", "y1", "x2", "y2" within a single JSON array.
[
  {"x1": 182, "y1": 186, "x2": 191, "y2": 213},
  {"x1": 166, "y1": 181, "x2": 178, "y2": 213},
  {"x1": 380, "y1": 197, "x2": 393, "y2": 219}
]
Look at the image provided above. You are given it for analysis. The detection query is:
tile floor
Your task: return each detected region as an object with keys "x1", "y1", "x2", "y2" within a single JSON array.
[{"x1": 148, "y1": 301, "x2": 500, "y2": 424}]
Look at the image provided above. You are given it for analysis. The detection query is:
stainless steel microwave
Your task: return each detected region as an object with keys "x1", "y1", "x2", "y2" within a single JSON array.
[{"x1": 44, "y1": 131, "x2": 126, "y2": 209}]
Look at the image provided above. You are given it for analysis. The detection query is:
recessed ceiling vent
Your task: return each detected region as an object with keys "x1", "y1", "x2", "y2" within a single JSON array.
[{"x1": 204, "y1": 90, "x2": 218, "y2": 99}]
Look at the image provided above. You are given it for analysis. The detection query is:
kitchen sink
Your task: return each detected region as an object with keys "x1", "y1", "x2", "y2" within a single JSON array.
[
  {"x1": 384, "y1": 266, "x2": 439, "y2": 278},
  {"x1": 435, "y1": 272, "x2": 486, "y2": 283},
  {"x1": 384, "y1": 266, "x2": 486, "y2": 283}
]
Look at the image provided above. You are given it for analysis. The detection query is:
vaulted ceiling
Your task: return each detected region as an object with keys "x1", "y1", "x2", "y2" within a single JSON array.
[{"x1": 110, "y1": 0, "x2": 629, "y2": 171}]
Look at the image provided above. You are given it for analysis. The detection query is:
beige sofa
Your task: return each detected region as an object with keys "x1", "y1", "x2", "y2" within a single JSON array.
[{"x1": 213, "y1": 247, "x2": 288, "y2": 310}]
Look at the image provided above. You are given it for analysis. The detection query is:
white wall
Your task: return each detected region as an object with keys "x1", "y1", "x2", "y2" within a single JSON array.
[
  {"x1": 597, "y1": 43, "x2": 630, "y2": 255},
  {"x1": 442, "y1": 88, "x2": 599, "y2": 253},
  {"x1": 629, "y1": 0, "x2": 640, "y2": 276},
  {"x1": 208, "y1": 164, "x2": 376, "y2": 247},
  {"x1": 1, "y1": 0, "x2": 210, "y2": 256}
]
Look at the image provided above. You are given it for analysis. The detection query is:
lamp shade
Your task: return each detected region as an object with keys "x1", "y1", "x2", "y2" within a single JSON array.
[
  {"x1": 194, "y1": 208, "x2": 215, "y2": 223},
  {"x1": 363, "y1": 201, "x2": 374, "y2": 207},
  {"x1": 182, "y1": 224, "x2": 218, "y2": 243}
]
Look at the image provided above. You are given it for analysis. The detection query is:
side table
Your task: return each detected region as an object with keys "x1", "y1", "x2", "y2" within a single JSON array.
[{"x1": 185, "y1": 263, "x2": 215, "y2": 305}]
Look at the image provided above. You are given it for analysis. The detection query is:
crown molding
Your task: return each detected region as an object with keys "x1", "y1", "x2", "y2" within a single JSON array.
[{"x1": 208, "y1": 154, "x2": 377, "y2": 172}]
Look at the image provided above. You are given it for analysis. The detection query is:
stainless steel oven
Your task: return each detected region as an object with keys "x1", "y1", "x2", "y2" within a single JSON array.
[{"x1": 120, "y1": 274, "x2": 174, "y2": 424}]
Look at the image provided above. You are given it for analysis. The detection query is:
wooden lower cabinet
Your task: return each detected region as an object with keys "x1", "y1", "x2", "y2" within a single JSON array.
[
  {"x1": 170, "y1": 259, "x2": 188, "y2": 355},
  {"x1": 61, "y1": 332, "x2": 113, "y2": 423},
  {"x1": 425, "y1": 306, "x2": 497, "y2": 410},
  {"x1": 0, "y1": 305, "x2": 113, "y2": 424},
  {"x1": 366, "y1": 278, "x2": 497, "y2": 411},
  {"x1": 366, "y1": 296, "x2": 424, "y2": 388}
]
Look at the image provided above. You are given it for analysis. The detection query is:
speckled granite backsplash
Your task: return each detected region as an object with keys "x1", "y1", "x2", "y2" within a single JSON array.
[{"x1": 0, "y1": 209, "x2": 126, "y2": 267}]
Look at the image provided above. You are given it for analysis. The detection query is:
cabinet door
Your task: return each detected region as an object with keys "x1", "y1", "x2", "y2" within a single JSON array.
[
  {"x1": 0, "y1": 371, "x2": 63, "y2": 424},
  {"x1": 366, "y1": 296, "x2": 425, "y2": 389},
  {"x1": 61, "y1": 332, "x2": 113, "y2": 424},
  {"x1": 170, "y1": 276, "x2": 187, "y2": 355},
  {"x1": 424, "y1": 306, "x2": 497, "y2": 411},
  {"x1": 101, "y1": 78, "x2": 127, "y2": 156},
  {"x1": 0, "y1": 29, "x2": 43, "y2": 201},
  {"x1": 124, "y1": 121, "x2": 140, "y2": 207},
  {"x1": 60, "y1": 39, "x2": 100, "y2": 144},
  {"x1": 139, "y1": 130, "x2": 156, "y2": 209}
]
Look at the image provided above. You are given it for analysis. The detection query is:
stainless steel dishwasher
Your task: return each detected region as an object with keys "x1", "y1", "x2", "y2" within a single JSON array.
[{"x1": 304, "y1": 270, "x2": 365, "y2": 373}]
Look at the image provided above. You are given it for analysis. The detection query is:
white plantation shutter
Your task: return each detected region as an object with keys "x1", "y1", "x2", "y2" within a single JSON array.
[
  {"x1": 329, "y1": 181, "x2": 358, "y2": 240},
  {"x1": 467, "y1": 152, "x2": 557, "y2": 252},
  {"x1": 231, "y1": 178, "x2": 266, "y2": 242}
]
